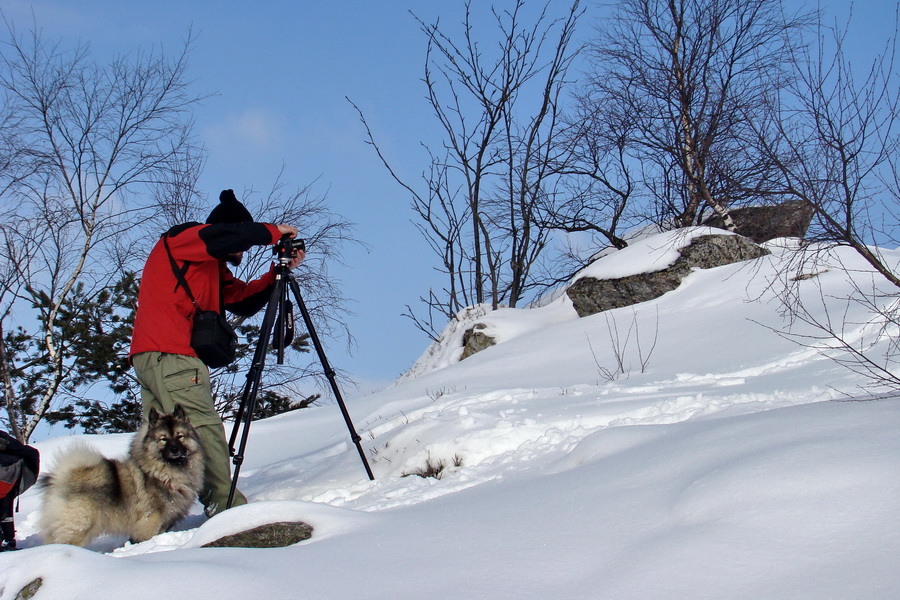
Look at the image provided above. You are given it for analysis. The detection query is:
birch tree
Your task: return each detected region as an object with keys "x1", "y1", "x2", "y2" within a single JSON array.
[
  {"x1": 0, "y1": 24, "x2": 202, "y2": 441},
  {"x1": 584, "y1": 0, "x2": 811, "y2": 229}
]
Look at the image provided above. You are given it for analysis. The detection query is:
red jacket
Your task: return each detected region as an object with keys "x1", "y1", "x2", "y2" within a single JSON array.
[{"x1": 129, "y1": 221, "x2": 282, "y2": 360}]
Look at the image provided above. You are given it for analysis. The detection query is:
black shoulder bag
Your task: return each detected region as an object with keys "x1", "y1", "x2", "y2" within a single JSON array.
[{"x1": 163, "y1": 235, "x2": 238, "y2": 368}]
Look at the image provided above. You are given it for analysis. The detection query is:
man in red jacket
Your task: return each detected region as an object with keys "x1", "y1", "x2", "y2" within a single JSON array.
[{"x1": 130, "y1": 189, "x2": 304, "y2": 517}]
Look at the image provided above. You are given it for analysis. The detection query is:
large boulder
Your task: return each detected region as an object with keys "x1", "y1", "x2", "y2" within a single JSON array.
[
  {"x1": 566, "y1": 234, "x2": 769, "y2": 317},
  {"x1": 702, "y1": 200, "x2": 814, "y2": 243}
]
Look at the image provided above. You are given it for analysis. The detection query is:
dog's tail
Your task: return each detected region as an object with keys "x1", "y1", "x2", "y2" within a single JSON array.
[{"x1": 40, "y1": 441, "x2": 107, "y2": 489}]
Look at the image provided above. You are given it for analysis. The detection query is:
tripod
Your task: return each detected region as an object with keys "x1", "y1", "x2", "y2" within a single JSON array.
[{"x1": 226, "y1": 237, "x2": 374, "y2": 509}]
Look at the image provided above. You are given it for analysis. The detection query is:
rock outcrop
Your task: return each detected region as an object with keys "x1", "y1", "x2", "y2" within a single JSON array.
[{"x1": 566, "y1": 234, "x2": 769, "y2": 317}]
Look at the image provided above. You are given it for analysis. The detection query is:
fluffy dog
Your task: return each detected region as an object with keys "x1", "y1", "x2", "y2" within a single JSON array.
[{"x1": 39, "y1": 405, "x2": 205, "y2": 548}]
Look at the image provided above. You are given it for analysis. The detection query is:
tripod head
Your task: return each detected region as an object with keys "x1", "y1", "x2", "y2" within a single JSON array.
[{"x1": 274, "y1": 235, "x2": 305, "y2": 262}]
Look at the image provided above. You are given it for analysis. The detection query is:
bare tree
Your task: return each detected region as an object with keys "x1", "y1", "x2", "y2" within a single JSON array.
[
  {"x1": 0, "y1": 22, "x2": 203, "y2": 441},
  {"x1": 549, "y1": 93, "x2": 638, "y2": 253},
  {"x1": 355, "y1": 0, "x2": 583, "y2": 337},
  {"x1": 758, "y1": 11, "x2": 900, "y2": 287},
  {"x1": 489, "y1": 0, "x2": 583, "y2": 308},
  {"x1": 747, "y1": 8, "x2": 900, "y2": 399},
  {"x1": 234, "y1": 171, "x2": 358, "y2": 345},
  {"x1": 766, "y1": 264, "x2": 900, "y2": 399},
  {"x1": 583, "y1": 0, "x2": 811, "y2": 229}
]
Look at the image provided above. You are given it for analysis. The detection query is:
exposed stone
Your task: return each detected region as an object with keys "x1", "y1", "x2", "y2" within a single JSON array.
[
  {"x1": 702, "y1": 200, "x2": 814, "y2": 243},
  {"x1": 461, "y1": 323, "x2": 495, "y2": 360},
  {"x1": 202, "y1": 521, "x2": 313, "y2": 548},
  {"x1": 15, "y1": 578, "x2": 42, "y2": 600},
  {"x1": 566, "y1": 234, "x2": 769, "y2": 317}
]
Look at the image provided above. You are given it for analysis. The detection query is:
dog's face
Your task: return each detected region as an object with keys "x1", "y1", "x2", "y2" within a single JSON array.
[{"x1": 147, "y1": 405, "x2": 201, "y2": 467}]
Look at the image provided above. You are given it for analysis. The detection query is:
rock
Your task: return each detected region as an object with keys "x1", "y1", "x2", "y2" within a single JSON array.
[
  {"x1": 461, "y1": 323, "x2": 495, "y2": 360},
  {"x1": 202, "y1": 521, "x2": 313, "y2": 548},
  {"x1": 15, "y1": 578, "x2": 42, "y2": 600},
  {"x1": 566, "y1": 234, "x2": 769, "y2": 317},
  {"x1": 702, "y1": 200, "x2": 814, "y2": 243}
]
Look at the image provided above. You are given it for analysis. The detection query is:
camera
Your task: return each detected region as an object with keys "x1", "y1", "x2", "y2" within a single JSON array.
[{"x1": 274, "y1": 235, "x2": 305, "y2": 259}]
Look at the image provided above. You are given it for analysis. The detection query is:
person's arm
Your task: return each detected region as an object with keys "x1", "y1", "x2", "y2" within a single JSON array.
[
  {"x1": 196, "y1": 223, "x2": 281, "y2": 259},
  {"x1": 222, "y1": 237, "x2": 306, "y2": 317},
  {"x1": 164, "y1": 222, "x2": 281, "y2": 261},
  {"x1": 221, "y1": 266, "x2": 277, "y2": 317}
]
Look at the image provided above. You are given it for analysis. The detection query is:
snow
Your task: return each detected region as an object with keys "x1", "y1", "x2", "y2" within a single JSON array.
[
  {"x1": 575, "y1": 226, "x2": 730, "y2": 280},
  {"x1": 2, "y1": 228, "x2": 899, "y2": 599}
]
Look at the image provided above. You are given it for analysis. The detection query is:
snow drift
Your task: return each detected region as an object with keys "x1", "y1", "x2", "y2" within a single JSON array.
[{"x1": 1, "y1": 229, "x2": 898, "y2": 600}]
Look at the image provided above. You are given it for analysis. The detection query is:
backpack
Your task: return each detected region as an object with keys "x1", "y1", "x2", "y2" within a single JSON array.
[{"x1": 0, "y1": 431, "x2": 39, "y2": 501}]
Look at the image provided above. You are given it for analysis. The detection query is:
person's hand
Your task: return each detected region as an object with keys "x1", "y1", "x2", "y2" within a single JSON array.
[
  {"x1": 287, "y1": 248, "x2": 305, "y2": 269},
  {"x1": 276, "y1": 224, "x2": 298, "y2": 238}
]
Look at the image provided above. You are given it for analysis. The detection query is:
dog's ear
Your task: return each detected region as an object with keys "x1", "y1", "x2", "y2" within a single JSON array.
[
  {"x1": 148, "y1": 408, "x2": 160, "y2": 426},
  {"x1": 173, "y1": 404, "x2": 189, "y2": 422}
]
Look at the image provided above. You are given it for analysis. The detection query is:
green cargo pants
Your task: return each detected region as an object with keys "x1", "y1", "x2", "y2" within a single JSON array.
[{"x1": 132, "y1": 352, "x2": 247, "y2": 516}]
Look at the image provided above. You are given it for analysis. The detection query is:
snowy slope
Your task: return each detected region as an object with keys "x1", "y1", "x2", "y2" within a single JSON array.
[{"x1": 1, "y1": 230, "x2": 898, "y2": 600}]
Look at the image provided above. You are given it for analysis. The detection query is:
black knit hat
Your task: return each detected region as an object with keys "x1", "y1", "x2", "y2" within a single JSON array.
[{"x1": 206, "y1": 189, "x2": 254, "y2": 224}]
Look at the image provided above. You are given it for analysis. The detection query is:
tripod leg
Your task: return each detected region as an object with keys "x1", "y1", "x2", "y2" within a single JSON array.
[
  {"x1": 226, "y1": 274, "x2": 285, "y2": 509},
  {"x1": 228, "y1": 273, "x2": 289, "y2": 453},
  {"x1": 286, "y1": 274, "x2": 375, "y2": 480}
]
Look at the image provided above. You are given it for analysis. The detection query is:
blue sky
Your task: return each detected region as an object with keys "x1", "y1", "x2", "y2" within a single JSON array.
[{"x1": 1, "y1": 0, "x2": 895, "y2": 398}]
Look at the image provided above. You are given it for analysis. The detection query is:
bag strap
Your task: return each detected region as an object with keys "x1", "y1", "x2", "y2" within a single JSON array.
[
  {"x1": 162, "y1": 233, "x2": 227, "y2": 315},
  {"x1": 163, "y1": 234, "x2": 201, "y2": 312}
]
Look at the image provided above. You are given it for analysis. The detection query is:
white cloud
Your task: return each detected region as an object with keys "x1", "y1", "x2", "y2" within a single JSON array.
[{"x1": 204, "y1": 108, "x2": 287, "y2": 154}]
